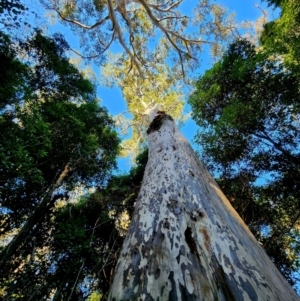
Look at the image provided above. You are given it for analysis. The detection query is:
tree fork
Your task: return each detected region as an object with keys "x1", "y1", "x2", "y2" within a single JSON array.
[{"x1": 108, "y1": 113, "x2": 299, "y2": 301}]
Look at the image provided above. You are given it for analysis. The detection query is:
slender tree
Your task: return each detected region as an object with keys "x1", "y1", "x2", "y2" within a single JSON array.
[{"x1": 108, "y1": 111, "x2": 300, "y2": 300}]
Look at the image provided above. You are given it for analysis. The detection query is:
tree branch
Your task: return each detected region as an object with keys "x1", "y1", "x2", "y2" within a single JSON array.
[
  {"x1": 106, "y1": 0, "x2": 143, "y2": 76},
  {"x1": 138, "y1": 0, "x2": 209, "y2": 76},
  {"x1": 148, "y1": 0, "x2": 183, "y2": 13},
  {"x1": 254, "y1": 132, "x2": 298, "y2": 162},
  {"x1": 54, "y1": 8, "x2": 110, "y2": 30},
  {"x1": 67, "y1": 260, "x2": 85, "y2": 301},
  {"x1": 70, "y1": 31, "x2": 115, "y2": 59}
]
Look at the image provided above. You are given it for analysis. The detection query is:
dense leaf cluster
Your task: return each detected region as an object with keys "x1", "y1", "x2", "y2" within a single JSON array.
[{"x1": 261, "y1": 0, "x2": 300, "y2": 77}]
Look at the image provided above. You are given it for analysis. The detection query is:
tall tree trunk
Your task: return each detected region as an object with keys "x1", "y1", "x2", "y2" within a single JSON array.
[{"x1": 108, "y1": 114, "x2": 299, "y2": 301}]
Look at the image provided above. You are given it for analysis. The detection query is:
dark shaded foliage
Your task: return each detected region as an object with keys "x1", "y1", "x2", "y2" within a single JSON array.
[
  {"x1": 0, "y1": 28, "x2": 120, "y2": 299},
  {"x1": 261, "y1": 0, "x2": 300, "y2": 78}
]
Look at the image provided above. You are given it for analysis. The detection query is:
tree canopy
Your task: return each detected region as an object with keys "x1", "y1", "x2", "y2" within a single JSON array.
[
  {"x1": 42, "y1": 0, "x2": 238, "y2": 76},
  {"x1": 101, "y1": 50, "x2": 185, "y2": 157}
]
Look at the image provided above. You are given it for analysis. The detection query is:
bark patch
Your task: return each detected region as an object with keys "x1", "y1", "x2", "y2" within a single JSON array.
[
  {"x1": 211, "y1": 253, "x2": 239, "y2": 301},
  {"x1": 239, "y1": 276, "x2": 258, "y2": 301},
  {"x1": 200, "y1": 228, "x2": 211, "y2": 253},
  {"x1": 189, "y1": 170, "x2": 195, "y2": 177},
  {"x1": 147, "y1": 114, "x2": 174, "y2": 134},
  {"x1": 179, "y1": 283, "x2": 198, "y2": 301},
  {"x1": 184, "y1": 227, "x2": 200, "y2": 262},
  {"x1": 168, "y1": 271, "x2": 179, "y2": 301},
  {"x1": 122, "y1": 247, "x2": 144, "y2": 300}
]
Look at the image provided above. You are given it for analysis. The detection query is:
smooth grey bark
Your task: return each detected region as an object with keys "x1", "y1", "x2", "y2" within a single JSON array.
[{"x1": 108, "y1": 113, "x2": 300, "y2": 301}]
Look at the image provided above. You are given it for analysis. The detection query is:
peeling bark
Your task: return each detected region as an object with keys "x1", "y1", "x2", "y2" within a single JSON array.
[{"x1": 108, "y1": 114, "x2": 300, "y2": 301}]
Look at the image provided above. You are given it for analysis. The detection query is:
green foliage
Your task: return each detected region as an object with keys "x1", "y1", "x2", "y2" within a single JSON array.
[
  {"x1": 1, "y1": 193, "x2": 120, "y2": 300},
  {"x1": 263, "y1": 0, "x2": 284, "y2": 7},
  {"x1": 260, "y1": 0, "x2": 300, "y2": 76},
  {"x1": 87, "y1": 291, "x2": 102, "y2": 301},
  {"x1": 100, "y1": 148, "x2": 148, "y2": 220},
  {"x1": 0, "y1": 28, "x2": 120, "y2": 299},
  {"x1": 0, "y1": 0, "x2": 26, "y2": 14},
  {"x1": 0, "y1": 29, "x2": 119, "y2": 231},
  {"x1": 189, "y1": 39, "x2": 300, "y2": 285}
]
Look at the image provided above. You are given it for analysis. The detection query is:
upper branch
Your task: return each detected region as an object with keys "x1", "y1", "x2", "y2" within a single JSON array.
[
  {"x1": 54, "y1": 8, "x2": 110, "y2": 29},
  {"x1": 138, "y1": 0, "x2": 209, "y2": 75},
  {"x1": 107, "y1": 0, "x2": 144, "y2": 76},
  {"x1": 148, "y1": 0, "x2": 183, "y2": 13}
]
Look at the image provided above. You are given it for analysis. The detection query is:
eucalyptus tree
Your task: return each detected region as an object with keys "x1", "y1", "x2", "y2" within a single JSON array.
[
  {"x1": 24, "y1": 0, "x2": 300, "y2": 298},
  {"x1": 80, "y1": 3, "x2": 300, "y2": 298},
  {"x1": 108, "y1": 110, "x2": 300, "y2": 300}
]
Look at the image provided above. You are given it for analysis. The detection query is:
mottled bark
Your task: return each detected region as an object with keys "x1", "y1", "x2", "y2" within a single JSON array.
[{"x1": 108, "y1": 114, "x2": 300, "y2": 301}]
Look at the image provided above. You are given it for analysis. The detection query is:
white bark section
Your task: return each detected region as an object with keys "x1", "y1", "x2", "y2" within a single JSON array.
[
  {"x1": 108, "y1": 114, "x2": 300, "y2": 301},
  {"x1": 143, "y1": 104, "x2": 160, "y2": 122}
]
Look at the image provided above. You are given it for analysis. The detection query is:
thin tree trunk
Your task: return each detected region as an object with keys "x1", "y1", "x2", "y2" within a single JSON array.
[
  {"x1": 0, "y1": 162, "x2": 71, "y2": 271},
  {"x1": 52, "y1": 279, "x2": 67, "y2": 301},
  {"x1": 108, "y1": 113, "x2": 299, "y2": 301}
]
